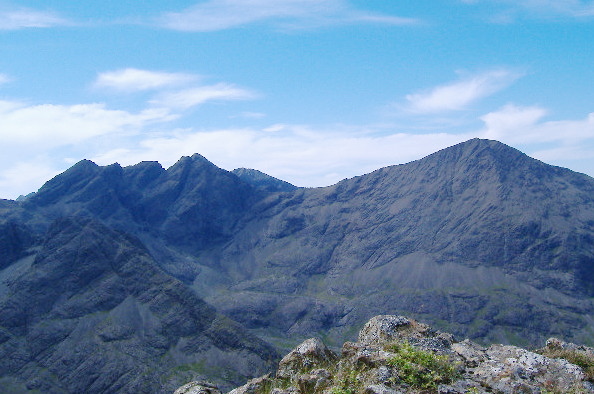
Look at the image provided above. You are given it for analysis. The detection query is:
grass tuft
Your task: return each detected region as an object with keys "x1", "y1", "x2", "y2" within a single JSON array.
[{"x1": 386, "y1": 341, "x2": 459, "y2": 391}]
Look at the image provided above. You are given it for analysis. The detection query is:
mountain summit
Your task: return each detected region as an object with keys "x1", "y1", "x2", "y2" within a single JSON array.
[{"x1": 1, "y1": 139, "x2": 593, "y2": 391}]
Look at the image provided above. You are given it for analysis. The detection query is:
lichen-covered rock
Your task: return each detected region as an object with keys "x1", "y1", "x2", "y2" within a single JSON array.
[
  {"x1": 174, "y1": 381, "x2": 222, "y2": 394},
  {"x1": 451, "y1": 339, "x2": 486, "y2": 367},
  {"x1": 175, "y1": 315, "x2": 594, "y2": 394},
  {"x1": 228, "y1": 374, "x2": 272, "y2": 394},
  {"x1": 363, "y1": 383, "x2": 402, "y2": 394},
  {"x1": 276, "y1": 337, "x2": 337, "y2": 379},
  {"x1": 467, "y1": 344, "x2": 586, "y2": 393},
  {"x1": 358, "y1": 315, "x2": 454, "y2": 353},
  {"x1": 358, "y1": 316, "x2": 419, "y2": 346},
  {"x1": 543, "y1": 336, "x2": 594, "y2": 358}
]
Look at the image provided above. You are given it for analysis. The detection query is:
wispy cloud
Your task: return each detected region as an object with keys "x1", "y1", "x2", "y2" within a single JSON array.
[
  {"x1": 481, "y1": 104, "x2": 594, "y2": 144},
  {"x1": 150, "y1": 84, "x2": 257, "y2": 109},
  {"x1": 91, "y1": 125, "x2": 470, "y2": 188},
  {"x1": 95, "y1": 68, "x2": 257, "y2": 110},
  {"x1": 94, "y1": 68, "x2": 199, "y2": 92},
  {"x1": 461, "y1": 0, "x2": 594, "y2": 19},
  {"x1": 0, "y1": 99, "x2": 177, "y2": 199},
  {"x1": 159, "y1": 0, "x2": 418, "y2": 32},
  {"x1": 403, "y1": 69, "x2": 522, "y2": 114},
  {"x1": 513, "y1": 0, "x2": 594, "y2": 16},
  {"x1": 0, "y1": 73, "x2": 10, "y2": 85},
  {"x1": 0, "y1": 160, "x2": 61, "y2": 199},
  {"x1": 478, "y1": 104, "x2": 594, "y2": 175},
  {"x1": 0, "y1": 100, "x2": 174, "y2": 147},
  {"x1": 0, "y1": 6, "x2": 66, "y2": 30}
]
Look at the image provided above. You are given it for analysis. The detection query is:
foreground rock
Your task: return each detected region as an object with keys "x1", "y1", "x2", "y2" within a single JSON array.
[{"x1": 181, "y1": 315, "x2": 594, "y2": 393}]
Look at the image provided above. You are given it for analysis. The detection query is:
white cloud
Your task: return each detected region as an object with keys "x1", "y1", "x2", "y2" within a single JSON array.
[
  {"x1": 478, "y1": 104, "x2": 594, "y2": 176},
  {"x1": 481, "y1": 104, "x2": 547, "y2": 142},
  {"x1": 159, "y1": 0, "x2": 417, "y2": 31},
  {"x1": 0, "y1": 7, "x2": 66, "y2": 29},
  {"x1": 480, "y1": 104, "x2": 594, "y2": 144},
  {"x1": 0, "y1": 100, "x2": 174, "y2": 147},
  {"x1": 4, "y1": 105, "x2": 594, "y2": 199},
  {"x1": 0, "y1": 160, "x2": 62, "y2": 200},
  {"x1": 91, "y1": 125, "x2": 470, "y2": 188},
  {"x1": 0, "y1": 99, "x2": 177, "y2": 199},
  {"x1": 531, "y1": 145, "x2": 594, "y2": 162},
  {"x1": 94, "y1": 68, "x2": 257, "y2": 110},
  {"x1": 150, "y1": 83, "x2": 257, "y2": 109},
  {"x1": 94, "y1": 68, "x2": 199, "y2": 92},
  {"x1": 403, "y1": 69, "x2": 522, "y2": 113}
]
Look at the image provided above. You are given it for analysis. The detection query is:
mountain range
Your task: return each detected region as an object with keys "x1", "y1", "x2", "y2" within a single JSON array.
[{"x1": 1, "y1": 138, "x2": 593, "y2": 392}]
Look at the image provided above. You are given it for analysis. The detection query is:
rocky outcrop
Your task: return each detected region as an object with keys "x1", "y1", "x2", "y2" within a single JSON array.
[
  {"x1": 174, "y1": 381, "x2": 223, "y2": 394},
  {"x1": 192, "y1": 315, "x2": 594, "y2": 394}
]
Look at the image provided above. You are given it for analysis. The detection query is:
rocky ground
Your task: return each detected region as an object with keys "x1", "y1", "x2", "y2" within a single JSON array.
[{"x1": 176, "y1": 315, "x2": 594, "y2": 394}]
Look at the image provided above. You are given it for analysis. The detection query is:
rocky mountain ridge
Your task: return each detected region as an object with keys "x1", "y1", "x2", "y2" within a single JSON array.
[
  {"x1": 199, "y1": 138, "x2": 594, "y2": 347},
  {"x1": 1, "y1": 138, "x2": 594, "y2": 392},
  {"x1": 176, "y1": 315, "x2": 594, "y2": 394}
]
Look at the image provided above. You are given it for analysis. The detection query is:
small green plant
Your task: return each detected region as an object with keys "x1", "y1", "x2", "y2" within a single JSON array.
[
  {"x1": 386, "y1": 341, "x2": 459, "y2": 391},
  {"x1": 330, "y1": 370, "x2": 360, "y2": 394},
  {"x1": 330, "y1": 388, "x2": 357, "y2": 394}
]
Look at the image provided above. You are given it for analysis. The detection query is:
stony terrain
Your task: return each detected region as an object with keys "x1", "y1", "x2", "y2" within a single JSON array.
[{"x1": 177, "y1": 315, "x2": 594, "y2": 394}]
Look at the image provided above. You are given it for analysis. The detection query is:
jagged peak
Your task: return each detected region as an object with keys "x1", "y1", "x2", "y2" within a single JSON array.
[
  {"x1": 60, "y1": 159, "x2": 100, "y2": 176},
  {"x1": 165, "y1": 153, "x2": 221, "y2": 176}
]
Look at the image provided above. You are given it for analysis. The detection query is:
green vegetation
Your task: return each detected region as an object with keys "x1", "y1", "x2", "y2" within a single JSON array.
[
  {"x1": 330, "y1": 387, "x2": 357, "y2": 394},
  {"x1": 330, "y1": 370, "x2": 360, "y2": 394},
  {"x1": 386, "y1": 341, "x2": 459, "y2": 391}
]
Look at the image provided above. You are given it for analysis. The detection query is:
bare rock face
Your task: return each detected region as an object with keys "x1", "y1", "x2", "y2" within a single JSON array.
[
  {"x1": 210, "y1": 315, "x2": 594, "y2": 394},
  {"x1": 276, "y1": 338, "x2": 338, "y2": 379},
  {"x1": 174, "y1": 381, "x2": 222, "y2": 394},
  {"x1": 227, "y1": 375, "x2": 272, "y2": 394},
  {"x1": 457, "y1": 344, "x2": 587, "y2": 393},
  {"x1": 358, "y1": 315, "x2": 454, "y2": 352}
]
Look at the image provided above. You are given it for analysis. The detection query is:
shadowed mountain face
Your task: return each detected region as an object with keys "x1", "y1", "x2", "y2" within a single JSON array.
[
  {"x1": 1, "y1": 139, "x2": 594, "y2": 391},
  {"x1": 0, "y1": 217, "x2": 277, "y2": 393}
]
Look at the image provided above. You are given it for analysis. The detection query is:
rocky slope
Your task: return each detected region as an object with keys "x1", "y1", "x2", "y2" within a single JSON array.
[
  {"x1": 202, "y1": 138, "x2": 594, "y2": 347},
  {"x1": 177, "y1": 315, "x2": 594, "y2": 394},
  {"x1": 1, "y1": 138, "x2": 594, "y2": 392},
  {"x1": 0, "y1": 217, "x2": 278, "y2": 393}
]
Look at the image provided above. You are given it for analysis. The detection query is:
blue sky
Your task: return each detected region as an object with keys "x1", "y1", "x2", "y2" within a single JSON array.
[{"x1": 1, "y1": 0, "x2": 594, "y2": 199}]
